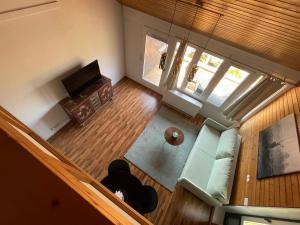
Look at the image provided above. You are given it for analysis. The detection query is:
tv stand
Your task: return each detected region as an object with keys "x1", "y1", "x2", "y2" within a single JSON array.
[{"x1": 60, "y1": 75, "x2": 113, "y2": 126}]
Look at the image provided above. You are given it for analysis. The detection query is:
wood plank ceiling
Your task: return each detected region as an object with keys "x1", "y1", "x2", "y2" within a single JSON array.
[{"x1": 118, "y1": 0, "x2": 300, "y2": 72}]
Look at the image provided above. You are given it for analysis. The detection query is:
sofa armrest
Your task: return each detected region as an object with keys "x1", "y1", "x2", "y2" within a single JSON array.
[
  {"x1": 202, "y1": 118, "x2": 228, "y2": 132},
  {"x1": 178, "y1": 178, "x2": 223, "y2": 207}
]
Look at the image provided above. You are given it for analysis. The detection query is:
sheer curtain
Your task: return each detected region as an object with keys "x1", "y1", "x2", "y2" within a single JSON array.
[
  {"x1": 165, "y1": 40, "x2": 187, "y2": 89},
  {"x1": 224, "y1": 77, "x2": 285, "y2": 121}
]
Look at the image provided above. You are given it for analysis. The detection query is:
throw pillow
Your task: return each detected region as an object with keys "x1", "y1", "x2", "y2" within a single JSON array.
[
  {"x1": 215, "y1": 128, "x2": 237, "y2": 159},
  {"x1": 206, "y1": 158, "x2": 233, "y2": 203}
]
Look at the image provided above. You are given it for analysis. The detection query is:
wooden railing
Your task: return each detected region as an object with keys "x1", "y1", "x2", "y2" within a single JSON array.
[{"x1": 0, "y1": 105, "x2": 153, "y2": 225}]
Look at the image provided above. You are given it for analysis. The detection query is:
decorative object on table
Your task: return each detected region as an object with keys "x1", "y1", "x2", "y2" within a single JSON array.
[
  {"x1": 257, "y1": 113, "x2": 300, "y2": 179},
  {"x1": 101, "y1": 159, "x2": 158, "y2": 214},
  {"x1": 115, "y1": 190, "x2": 125, "y2": 201},
  {"x1": 172, "y1": 131, "x2": 178, "y2": 139},
  {"x1": 164, "y1": 127, "x2": 185, "y2": 146},
  {"x1": 125, "y1": 106, "x2": 199, "y2": 191}
]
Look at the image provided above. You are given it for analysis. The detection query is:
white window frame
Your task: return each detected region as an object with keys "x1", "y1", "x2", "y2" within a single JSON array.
[
  {"x1": 174, "y1": 48, "x2": 264, "y2": 110},
  {"x1": 176, "y1": 47, "x2": 227, "y2": 102}
]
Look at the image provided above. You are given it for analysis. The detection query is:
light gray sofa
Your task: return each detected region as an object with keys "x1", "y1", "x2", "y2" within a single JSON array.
[{"x1": 178, "y1": 118, "x2": 241, "y2": 207}]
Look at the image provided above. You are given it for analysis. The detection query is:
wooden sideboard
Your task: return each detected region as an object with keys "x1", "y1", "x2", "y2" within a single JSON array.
[{"x1": 60, "y1": 76, "x2": 113, "y2": 126}]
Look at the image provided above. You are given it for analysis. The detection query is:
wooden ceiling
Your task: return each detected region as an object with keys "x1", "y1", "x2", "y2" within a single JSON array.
[{"x1": 119, "y1": 0, "x2": 300, "y2": 72}]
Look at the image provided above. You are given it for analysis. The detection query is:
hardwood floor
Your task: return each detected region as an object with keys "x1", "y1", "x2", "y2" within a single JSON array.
[
  {"x1": 50, "y1": 78, "x2": 211, "y2": 225},
  {"x1": 231, "y1": 86, "x2": 300, "y2": 207}
]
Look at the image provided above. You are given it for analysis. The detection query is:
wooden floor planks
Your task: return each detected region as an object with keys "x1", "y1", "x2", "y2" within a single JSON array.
[
  {"x1": 49, "y1": 77, "x2": 300, "y2": 213},
  {"x1": 49, "y1": 78, "x2": 211, "y2": 225},
  {"x1": 231, "y1": 86, "x2": 300, "y2": 207}
]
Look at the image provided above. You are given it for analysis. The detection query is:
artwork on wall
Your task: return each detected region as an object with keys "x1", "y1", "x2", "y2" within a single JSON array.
[{"x1": 257, "y1": 113, "x2": 300, "y2": 179}]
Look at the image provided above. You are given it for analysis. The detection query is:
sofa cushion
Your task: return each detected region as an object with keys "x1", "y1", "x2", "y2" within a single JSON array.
[
  {"x1": 193, "y1": 125, "x2": 221, "y2": 158},
  {"x1": 180, "y1": 150, "x2": 215, "y2": 189},
  {"x1": 215, "y1": 128, "x2": 237, "y2": 159},
  {"x1": 206, "y1": 158, "x2": 233, "y2": 203}
]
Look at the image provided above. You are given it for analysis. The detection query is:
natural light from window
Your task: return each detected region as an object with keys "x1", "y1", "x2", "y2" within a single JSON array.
[
  {"x1": 177, "y1": 45, "x2": 196, "y2": 89},
  {"x1": 143, "y1": 35, "x2": 168, "y2": 86},
  {"x1": 243, "y1": 221, "x2": 268, "y2": 225},
  {"x1": 185, "y1": 52, "x2": 223, "y2": 96},
  {"x1": 207, "y1": 66, "x2": 249, "y2": 107}
]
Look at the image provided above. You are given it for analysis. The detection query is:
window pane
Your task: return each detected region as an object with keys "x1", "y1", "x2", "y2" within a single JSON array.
[
  {"x1": 181, "y1": 52, "x2": 223, "y2": 96},
  {"x1": 177, "y1": 45, "x2": 196, "y2": 88},
  {"x1": 244, "y1": 221, "x2": 268, "y2": 225},
  {"x1": 195, "y1": 52, "x2": 223, "y2": 93},
  {"x1": 208, "y1": 66, "x2": 249, "y2": 107},
  {"x1": 143, "y1": 35, "x2": 168, "y2": 86}
]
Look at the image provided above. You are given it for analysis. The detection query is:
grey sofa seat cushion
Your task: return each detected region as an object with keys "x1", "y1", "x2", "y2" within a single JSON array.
[
  {"x1": 193, "y1": 124, "x2": 221, "y2": 158},
  {"x1": 180, "y1": 149, "x2": 215, "y2": 189},
  {"x1": 206, "y1": 158, "x2": 233, "y2": 204}
]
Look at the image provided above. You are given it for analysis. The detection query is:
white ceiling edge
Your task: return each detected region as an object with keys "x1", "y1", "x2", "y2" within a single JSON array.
[
  {"x1": 0, "y1": 1, "x2": 60, "y2": 22},
  {"x1": 224, "y1": 205, "x2": 300, "y2": 221}
]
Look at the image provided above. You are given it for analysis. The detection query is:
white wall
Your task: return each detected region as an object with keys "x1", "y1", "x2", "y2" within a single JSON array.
[
  {"x1": 0, "y1": 0, "x2": 125, "y2": 139},
  {"x1": 123, "y1": 6, "x2": 300, "y2": 125}
]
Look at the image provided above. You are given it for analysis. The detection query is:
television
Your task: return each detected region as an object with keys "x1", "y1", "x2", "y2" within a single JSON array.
[{"x1": 62, "y1": 60, "x2": 102, "y2": 98}]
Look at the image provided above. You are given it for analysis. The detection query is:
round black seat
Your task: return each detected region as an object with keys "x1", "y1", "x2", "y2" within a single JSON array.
[
  {"x1": 140, "y1": 185, "x2": 158, "y2": 214},
  {"x1": 102, "y1": 159, "x2": 158, "y2": 214},
  {"x1": 108, "y1": 159, "x2": 130, "y2": 175}
]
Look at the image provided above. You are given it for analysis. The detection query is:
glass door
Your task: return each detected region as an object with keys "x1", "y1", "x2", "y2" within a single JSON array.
[{"x1": 142, "y1": 34, "x2": 168, "y2": 87}]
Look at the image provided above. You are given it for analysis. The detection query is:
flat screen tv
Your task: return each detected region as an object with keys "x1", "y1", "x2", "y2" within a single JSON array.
[{"x1": 62, "y1": 60, "x2": 102, "y2": 98}]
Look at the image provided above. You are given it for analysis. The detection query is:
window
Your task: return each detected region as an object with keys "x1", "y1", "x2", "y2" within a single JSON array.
[
  {"x1": 169, "y1": 41, "x2": 263, "y2": 110},
  {"x1": 243, "y1": 222, "x2": 268, "y2": 225},
  {"x1": 143, "y1": 35, "x2": 168, "y2": 86},
  {"x1": 207, "y1": 66, "x2": 250, "y2": 107},
  {"x1": 177, "y1": 45, "x2": 197, "y2": 89},
  {"x1": 188, "y1": 52, "x2": 223, "y2": 95}
]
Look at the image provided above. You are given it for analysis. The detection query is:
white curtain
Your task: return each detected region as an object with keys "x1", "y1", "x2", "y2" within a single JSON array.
[
  {"x1": 224, "y1": 77, "x2": 285, "y2": 121},
  {"x1": 165, "y1": 40, "x2": 187, "y2": 89}
]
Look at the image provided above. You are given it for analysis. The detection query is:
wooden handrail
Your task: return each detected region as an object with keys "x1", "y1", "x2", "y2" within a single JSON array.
[{"x1": 0, "y1": 105, "x2": 153, "y2": 225}]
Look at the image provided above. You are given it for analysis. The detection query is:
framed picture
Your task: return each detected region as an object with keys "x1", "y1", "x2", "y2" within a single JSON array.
[{"x1": 257, "y1": 113, "x2": 300, "y2": 179}]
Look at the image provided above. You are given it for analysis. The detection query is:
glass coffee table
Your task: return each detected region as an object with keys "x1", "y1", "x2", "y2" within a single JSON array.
[{"x1": 163, "y1": 127, "x2": 184, "y2": 150}]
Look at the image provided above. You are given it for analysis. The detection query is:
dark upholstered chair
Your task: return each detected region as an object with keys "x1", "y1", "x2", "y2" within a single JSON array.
[
  {"x1": 139, "y1": 185, "x2": 158, "y2": 215},
  {"x1": 108, "y1": 159, "x2": 130, "y2": 175},
  {"x1": 102, "y1": 159, "x2": 158, "y2": 215}
]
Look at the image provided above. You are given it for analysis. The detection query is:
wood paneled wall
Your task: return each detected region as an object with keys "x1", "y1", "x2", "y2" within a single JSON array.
[
  {"x1": 119, "y1": 0, "x2": 300, "y2": 72},
  {"x1": 0, "y1": 128, "x2": 115, "y2": 225},
  {"x1": 0, "y1": 105, "x2": 153, "y2": 225},
  {"x1": 231, "y1": 87, "x2": 300, "y2": 207}
]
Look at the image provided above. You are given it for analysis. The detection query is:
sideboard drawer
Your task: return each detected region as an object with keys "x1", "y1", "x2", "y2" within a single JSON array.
[
  {"x1": 99, "y1": 83, "x2": 113, "y2": 104},
  {"x1": 73, "y1": 101, "x2": 95, "y2": 124},
  {"x1": 59, "y1": 75, "x2": 113, "y2": 126}
]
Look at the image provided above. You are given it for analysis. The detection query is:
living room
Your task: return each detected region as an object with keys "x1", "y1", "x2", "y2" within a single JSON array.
[{"x1": 1, "y1": 1, "x2": 300, "y2": 225}]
